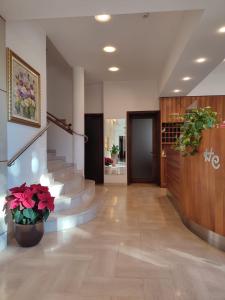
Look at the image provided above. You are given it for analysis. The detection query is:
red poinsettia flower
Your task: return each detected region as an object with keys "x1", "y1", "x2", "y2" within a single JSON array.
[
  {"x1": 9, "y1": 189, "x2": 35, "y2": 209},
  {"x1": 5, "y1": 182, "x2": 55, "y2": 225},
  {"x1": 9, "y1": 183, "x2": 27, "y2": 194},
  {"x1": 37, "y1": 192, "x2": 55, "y2": 211},
  {"x1": 30, "y1": 184, "x2": 49, "y2": 194}
]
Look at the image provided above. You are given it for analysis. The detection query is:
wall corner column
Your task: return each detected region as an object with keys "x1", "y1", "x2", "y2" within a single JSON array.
[
  {"x1": 0, "y1": 16, "x2": 7, "y2": 251},
  {"x1": 72, "y1": 66, "x2": 85, "y2": 173}
]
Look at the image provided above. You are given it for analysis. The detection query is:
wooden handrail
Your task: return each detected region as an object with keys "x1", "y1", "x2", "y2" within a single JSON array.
[
  {"x1": 7, "y1": 123, "x2": 51, "y2": 167},
  {"x1": 47, "y1": 112, "x2": 88, "y2": 142},
  {"x1": 0, "y1": 160, "x2": 8, "y2": 163},
  {"x1": 47, "y1": 112, "x2": 73, "y2": 135}
]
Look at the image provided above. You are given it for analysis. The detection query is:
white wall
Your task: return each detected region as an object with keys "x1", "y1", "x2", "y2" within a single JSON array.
[
  {"x1": 6, "y1": 21, "x2": 47, "y2": 188},
  {"x1": 47, "y1": 39, "x2": 73, "y2": 122},
  {"x1": 85, "y1": 83, "x2": 103, "y2": 114},
  {"x1": 85, "y1": 80, "x2": 159, "y2": 184},
  {"x1": 103, "y1": 79, "x2": 159, "y2": 183},
  {"x1": 47, "y1": 125, "x2": 73, "y2": 163},
  {"x1": 189, "y1": 60, "x2": 225, "y2": 96},
  {"x1": 0, "y1": 17, "x2": 7, "y2": 251},
  {"x1": 47, "y1": 39, "x2": 73, "y2": 162},
  {"x1": 103, "y1": 80, "x2": 159, "y2": 119}
]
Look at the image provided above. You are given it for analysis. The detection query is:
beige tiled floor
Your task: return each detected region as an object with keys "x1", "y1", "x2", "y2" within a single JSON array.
[{"x1": 1, "y1": 184, "x2": 225, "y2": 300}]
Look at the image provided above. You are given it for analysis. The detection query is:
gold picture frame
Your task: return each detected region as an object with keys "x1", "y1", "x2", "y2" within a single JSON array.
[{"x1": 7, "y1": 48, "x2": 41, "y2": 127}]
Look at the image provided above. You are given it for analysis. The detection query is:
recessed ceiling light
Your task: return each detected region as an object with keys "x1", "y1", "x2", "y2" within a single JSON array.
[
  {"x1": 173, "y1": 89, "x2": 181, "y2": 93},
  {"x1": 108, "y1": 66, "x2": 120, "y2": 72},
  {"x1": 218, "y1": 26, "x2": 225, "y2": 33},
  {"x1": 195, "y1": 57, "x2": 207, "y2": 63},
  {"x1": 182, "y1": 76, "x2": 192, "y2": 81},
  {"x1": 103, "y1": 46, "x2": 116, "y2": 53},
  {"x1": 95, "y1": 14, "x2": 111, "y2": 22}
]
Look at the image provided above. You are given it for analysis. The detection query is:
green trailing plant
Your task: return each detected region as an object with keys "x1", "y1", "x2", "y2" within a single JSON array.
[
  {"x1": 173, "y1": 107, "x2": 219, "y2": 156},
  {"x1": 110, "y1": 144, "x2": 119, "y2": 155}
]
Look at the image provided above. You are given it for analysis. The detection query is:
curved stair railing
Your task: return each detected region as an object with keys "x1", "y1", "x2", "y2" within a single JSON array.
[{"x1": 1, "y1": 112, "x2": 88, "y2": 167}]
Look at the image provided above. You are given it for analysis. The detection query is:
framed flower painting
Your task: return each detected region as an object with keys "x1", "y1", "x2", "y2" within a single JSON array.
[{"x1": 7, "y1": 49, "x2": 41, "y2": 127}]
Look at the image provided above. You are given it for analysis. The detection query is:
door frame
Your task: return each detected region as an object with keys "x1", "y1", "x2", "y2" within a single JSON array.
[
  {"x1": 127, "y1": 111, "x2": 160, "y2": 185},
  {"x1": 85, "y1": 113, "x2": 104, "y2": 184}
]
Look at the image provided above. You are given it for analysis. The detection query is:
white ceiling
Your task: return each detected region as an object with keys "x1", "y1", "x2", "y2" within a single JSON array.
[
  {"x1": 39, "y1": 12, "x2": 188, "y2": 83},
  {"x1": 1, "y1": 0, "x2": 225, "y2": 96},
  {"x1": 188, "y1": 60, "x2": 225, "y2": 96},
  {"x1": 0, "y1": 0, "x2": 216, "y2": 20}
]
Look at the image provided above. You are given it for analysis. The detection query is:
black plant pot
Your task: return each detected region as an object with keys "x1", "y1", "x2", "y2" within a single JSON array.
[{"x1": 14, "y1": 222, "x2": 44, "y2": 247}]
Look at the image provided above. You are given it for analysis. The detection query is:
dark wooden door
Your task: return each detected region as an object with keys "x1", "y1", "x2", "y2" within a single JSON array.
[
  {"x1": 85, "y1": 114, "x2": 104, "y2": 184},
  {"x1": 127, "y1": 111, "x2": 160, "y2": 184}
]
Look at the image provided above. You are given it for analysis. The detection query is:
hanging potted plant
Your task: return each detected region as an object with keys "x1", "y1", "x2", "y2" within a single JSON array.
[
  {"x1": 4, "y1": 183, "x2": 55, "y2": 247},
  {"x1": 173, "y1": 107, "x2": 218, "y2": 156},
  {"x1": 110, "y1": 144, "x2": 120, "y2": 166}
]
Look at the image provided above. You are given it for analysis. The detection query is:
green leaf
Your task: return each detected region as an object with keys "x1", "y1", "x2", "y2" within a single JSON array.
[
  {"x1": 14, "y1": 209, "x2": 23, "y2": 224},
  {"x1": 173, "y1": 106, "x2": 218, "y2": 156},
  {"x1": 43, "y1": 209, "x2": 50, "y2": 222},
  {"x1": 23, "y1": 208, "x2": 37, "y2": 222}
]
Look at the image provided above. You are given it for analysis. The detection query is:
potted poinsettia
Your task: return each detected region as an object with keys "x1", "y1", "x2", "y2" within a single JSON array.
[{"x1": 4, "y1": 183, "x2": 55, "y2": 247}]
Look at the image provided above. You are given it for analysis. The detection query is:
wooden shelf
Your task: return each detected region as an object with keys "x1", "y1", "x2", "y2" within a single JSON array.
[
  {"x1": 162, "y1": 142, "x2": 175, "y2": 145},
  {"x1": 161, "y1": 122, "x2": 182, "y2": 144}
]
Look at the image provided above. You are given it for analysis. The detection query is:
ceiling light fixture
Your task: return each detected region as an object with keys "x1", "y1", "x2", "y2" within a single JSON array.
[
  {"x1": 173, "y1": 89, "x2": 181, "y2": 93},
  {"x1": 218, "y1": 26, "x2": 225, "y2": 33},
  {"x1": 103, "y1": 46, "x2": 116, "y2": 53},
  {"x1": 108, "y1": 66, "x2": 120, "y2": 72},
  {"x1": 95, "y1": 14, "x2": 111, "y2": 22},
  {"x1": 195, "y1": 57, "x2": 207, "y2": 63},
  {"x1": 182, "y1": 76, "x2": 192, "y2": 81}
]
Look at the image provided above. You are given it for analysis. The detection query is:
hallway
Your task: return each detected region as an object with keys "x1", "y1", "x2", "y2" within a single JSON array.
[{"x1": 1, "y1": 184, "x2": 225, "y2": 300}]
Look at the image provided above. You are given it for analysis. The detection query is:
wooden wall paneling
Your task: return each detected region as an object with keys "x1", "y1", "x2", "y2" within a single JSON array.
[
  {"x1": 189, "y1": 95, "x2": 225, "y2": 121},
  {"x1": 160, "y1": 97, "x2": 181, "y2": 122},
  {"x1": 161, "y1": 96, "x2": 225, "y2": 239},
  {"x1": 166, "y1": 148, "x2": 182, "y2": 208},
  {"x1": 160, "y1": 157, "x2": 167, "y2": 187},
  {"x1": 160, "y1": 98, "x2": 166, "y2": 122},
  {"x1": 180, "y1": 97, "x2": 197, "y2": 114},
  {"x1": 167, "y1": 128, "x2": 225, "y2": 237},
  {"x1": 212, "y1": 128, "x2": 225, "y2": 235},
  {"x1": 160, "y1": 97, "x2": 181, "y2": 187}
]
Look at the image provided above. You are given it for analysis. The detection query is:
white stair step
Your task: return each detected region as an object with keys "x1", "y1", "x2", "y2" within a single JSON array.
[
  {"x1": 53, "y1": 169, "x2": 83, "y2": 182},
  {"x1": 40, "y1": 173, "x2": 55, "y2": 186},
  {"x1": 58, "y1": 175, "x2": 84, "y2": 194},
  {"x1": 48, "y1": 160, "x2": 74, "y2": 172},
  {"x1": 47, "y1": 152, "x2": 56, "y2": 158},
  {"x1": 47, "y1": 149, "x2": 56, "y2": 155},
  {"x1": 47, "y1": 155, "x2": 66, "y2": 161},
  {"x1": 48, "y1": 181, "x2": 64, "y2": 197},
  {"x1": 49, "y1": 165, "x2": 77, "y2": 178},
  {"x1": 45, "y1": 189, "x2": 102, "y2": 233},
  {"x1": 47, "y1": 174, "x2": 85, "y2": 198},
  {"x1": 54, "y1": 180, "x2": 95, "y2": 212},
  {"x1": 43, "y1": 149, "x2": 100, "y2": 232}
]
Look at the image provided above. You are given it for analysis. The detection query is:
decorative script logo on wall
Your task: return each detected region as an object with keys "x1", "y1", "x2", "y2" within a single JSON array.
[{"x1": 203, "y1": 148, "x2": 220, "y2": 170}]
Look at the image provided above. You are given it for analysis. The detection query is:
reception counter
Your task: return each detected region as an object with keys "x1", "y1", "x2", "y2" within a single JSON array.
[{"x1": 167, "y1": 128, "x2": 225, "y2": 250}]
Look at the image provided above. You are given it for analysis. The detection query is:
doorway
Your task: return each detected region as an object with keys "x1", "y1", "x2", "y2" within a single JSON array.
[
  {"x1": 127, "y1": 111, "x2": 160, "y2": 184},
  {"x1": 85, "y1": 114, "x2": 104, "y2": 184}
]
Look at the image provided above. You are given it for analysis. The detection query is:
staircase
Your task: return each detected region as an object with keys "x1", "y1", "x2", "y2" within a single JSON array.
[{"x1": 43, "y1": 150, "x2": 103, "y2": 232}]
